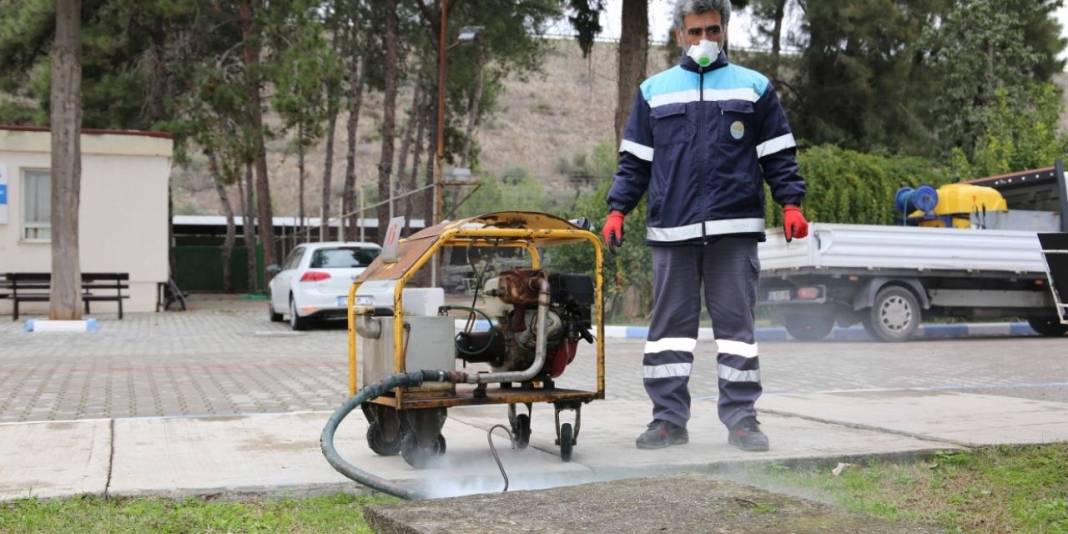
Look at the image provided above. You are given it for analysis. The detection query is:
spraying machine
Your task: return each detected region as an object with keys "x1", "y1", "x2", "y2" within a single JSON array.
[{"x1": 320, "y1": 212, "x2": 605, "y2": 495}]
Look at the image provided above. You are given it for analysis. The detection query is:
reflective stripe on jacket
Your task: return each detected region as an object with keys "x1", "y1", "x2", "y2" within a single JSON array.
[{"x1": 608, "y1": 52, "x2": 806, "y2": 245}]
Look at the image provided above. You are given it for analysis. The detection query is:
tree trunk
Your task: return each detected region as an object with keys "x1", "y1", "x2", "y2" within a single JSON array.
[
  {"x1": 49, "y1": 0, "x2": 83, "y2": 321},
  {"x1": 396, "y1": 85, "x2": 421, "y2": 194},
  {"x1": 460, "y1": 51, "x2": 485, "y2": 166},
  {"x1": 208, "y1": 150, "x2": 236, "y2": 292},
  {"x1": 239, "y1": 0, "x2": 274, "y2": 280},
  {"x1": 342, "y1": 57, "x2": 365, "y2": 241},
  {"x1": 397, "y1": 86, "x2": 423, "y2": 232},
  {"x1": 770, "y1": 0, "x2": 786, "y2": 79},
  {"x1": 614, "y1": 0, "x2": 649, "y2": 146},
  {"x1": 297, "y1": 120, "x2": 305, "y2": 239},
  {"x1": 377, "y1": 0, "x2": 400, "y2": 239},
  {"x1": 320, "y1": 96, "x2": 340, "y2": 241},
  {"x1": 241, "y1": 161, "x2": 258, "y2": 292},
  {"x1": 148, "y1": 16, "x2": 176, "y2": 284},
  {"x1": 423, "y1": 107, "x2": 436, "y2": 225}
]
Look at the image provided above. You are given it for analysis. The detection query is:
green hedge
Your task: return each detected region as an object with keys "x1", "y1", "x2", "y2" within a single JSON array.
[{"x1": 764, "y1": 145, "x2": 953, "y2": 227}]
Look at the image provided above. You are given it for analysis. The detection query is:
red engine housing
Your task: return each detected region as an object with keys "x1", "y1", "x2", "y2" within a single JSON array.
[{"x1": 547, "y1": 338, "x2": 579, "y2": 378}]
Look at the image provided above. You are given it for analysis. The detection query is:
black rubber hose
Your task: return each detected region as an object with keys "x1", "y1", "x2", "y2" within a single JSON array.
[
  {"x1": 443, "y1": 305, "x2": 500, "y2": 357},
  {"x1": 320, "y1": 369, "x2": 457, "y2": 500}
]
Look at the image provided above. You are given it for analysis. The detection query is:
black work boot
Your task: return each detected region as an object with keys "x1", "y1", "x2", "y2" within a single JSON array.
[
  {"x1": 728, "y1": 417, "x2": 770, "y2": 452},
  {"x1": 635, "y1": 420, "x2": 689, "y2": 450}
]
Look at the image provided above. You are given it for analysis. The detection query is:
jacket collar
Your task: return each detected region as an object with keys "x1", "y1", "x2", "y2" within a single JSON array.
[{"x1": 679, "y1": 51, "x2": 729, "y2": 73}]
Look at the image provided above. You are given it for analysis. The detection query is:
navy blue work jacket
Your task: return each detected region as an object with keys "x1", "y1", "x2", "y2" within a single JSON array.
[{"x1": 607, "y1": 52, "x2": 806, "y2": 245}]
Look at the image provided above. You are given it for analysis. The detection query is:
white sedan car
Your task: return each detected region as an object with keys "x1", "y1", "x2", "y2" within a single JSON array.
[{"x1": 267, "y1": 241, "x2": 381, "y2": 330}]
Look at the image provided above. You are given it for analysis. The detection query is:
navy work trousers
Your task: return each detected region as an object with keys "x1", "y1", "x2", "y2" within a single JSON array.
[{"x1": 642, "y1": 237, "x2": 762, "y2": 430}]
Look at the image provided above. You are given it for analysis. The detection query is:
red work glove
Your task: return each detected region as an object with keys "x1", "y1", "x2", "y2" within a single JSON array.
[
  {"x1": 783, "y1": 204, "x2": 809, "y2": 242},
  {"x1": 602, "y1": 210, "x2": 625, "y2": 250}
]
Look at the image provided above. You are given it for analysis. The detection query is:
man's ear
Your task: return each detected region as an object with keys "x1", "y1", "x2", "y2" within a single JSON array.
[{"x1": 674, "y1": 27, "x2": 684, "y2": 47}]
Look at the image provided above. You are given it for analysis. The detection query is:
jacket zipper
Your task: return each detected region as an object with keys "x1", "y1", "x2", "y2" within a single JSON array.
[{"x1": 699, "y1": 68, "x2": 707, "y2": 245}]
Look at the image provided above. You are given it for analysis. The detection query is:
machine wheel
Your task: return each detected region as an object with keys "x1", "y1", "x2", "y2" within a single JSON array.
[
  {"x1": 783, "y1": 311, "x2": 835, "y2": 341},
  {"x1": 289, "y1": 297, "x2": 309, "y2": 331},
  {"x1": 267, "y1": 292, "x2": 284, "y2": 322},
  {"x1": 558, "y1": 423, "x2": 574, "y2": 462},
  {"x1": 867, "y1": 286, "x2": 920, "y2": 342},
  {"x1": 366, "y1": 423, "x2": 403, "y2": 456},
  {"x1": 512, "y1": 413, "x2": 531, "y2": 450},
  {"x1": 400, "y1": 431, "x2": 446, "y2": 469},
  {"x1": 1027, "y1": 317, "x2": 1068, "y2": 337}
]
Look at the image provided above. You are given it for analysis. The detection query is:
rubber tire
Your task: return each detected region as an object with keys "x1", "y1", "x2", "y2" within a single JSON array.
[
  {"x1": 783, "y1": 311, "x2": 835, "y2": 341},
  {"x1": 268, "y1": 292, "x2": 284, "y2": 322},
  {"x1": 513, "y1": 413, "x2": 531, "y2": 450},
  {"x1": 867, "y1": 286, "x2": 920, "y2": 342},
  {"x1": 400, "y1": 432, "x2": 446, "y2": 469},
  {"x1": 289, "y1": 297, "x2": 309, "y2": 331},
  {"x1": 1027, "y1": 317, "x2": 1068, "y2": 337},
  {"x1": 366, "y1": 423, "x2": 403, "y2": 456},
  {"x1": 559, "y1": 423, "x2": 573, "y2": 462}
]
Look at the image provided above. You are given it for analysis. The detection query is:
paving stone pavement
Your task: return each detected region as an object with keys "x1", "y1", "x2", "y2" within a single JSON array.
[{"x1": 1, "y1": 300, "x2": 1067, "y2": 423}]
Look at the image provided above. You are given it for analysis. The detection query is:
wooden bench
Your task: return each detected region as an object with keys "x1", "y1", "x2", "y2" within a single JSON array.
[
  {"x1": 0, "y1": 272, "x2": 130, "y2": 320},
  {"x1": 0, "y1": 273, "x2": 51, "y2": 321},
  {"x1": 81, "y1": 273, "x2": 130, "y2": 319}
]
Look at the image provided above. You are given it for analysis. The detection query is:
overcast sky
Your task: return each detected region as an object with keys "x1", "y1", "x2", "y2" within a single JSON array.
[{"x1": 548, "y1": 1, "x2": 1068, "y2": 60}]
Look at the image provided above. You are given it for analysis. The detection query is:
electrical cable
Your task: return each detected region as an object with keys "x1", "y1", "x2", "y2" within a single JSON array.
[{"x1": 486, "y1": 424, "x2": 516, "y2": 493}]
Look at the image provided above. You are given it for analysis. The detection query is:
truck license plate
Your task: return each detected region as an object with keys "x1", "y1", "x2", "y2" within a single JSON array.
[{"x1": 768, "y1": 289, "x2": 792, "y2": 302}]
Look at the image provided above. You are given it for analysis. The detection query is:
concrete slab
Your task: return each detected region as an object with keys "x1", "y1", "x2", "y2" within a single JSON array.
[
  {"x1": 365, "y1": 474, "x2": 939, "y2": 534},
  {"x1": 760, "y1": 391, "x2": 1068, "y2": 446},
  {"x1": 0, "y1": 419, "x2": 110, "y2": 500},
  {"x1": 108, "y1": 412, "x2": 354, "y2": 496},
  {"x1": 449, "y1": 399, "x2": 955, "y2": 476},
  {"x1": 107, "y1": 410, "x2": 588, "y2": 498}
]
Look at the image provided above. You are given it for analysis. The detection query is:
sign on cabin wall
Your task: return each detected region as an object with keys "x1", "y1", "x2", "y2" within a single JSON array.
[{"x1": 0, "y1": 163, "x2": 8, "y2": 225}]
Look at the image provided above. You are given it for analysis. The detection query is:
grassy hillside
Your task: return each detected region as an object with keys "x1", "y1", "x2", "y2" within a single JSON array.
[{"x1": 172, "y1": 39, "x2": 675, "y2": 218}]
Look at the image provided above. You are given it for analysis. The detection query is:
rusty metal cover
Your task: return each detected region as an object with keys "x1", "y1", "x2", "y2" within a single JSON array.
[{"x1": 356, "y1": 211, "x2": 591, "y2": 283}]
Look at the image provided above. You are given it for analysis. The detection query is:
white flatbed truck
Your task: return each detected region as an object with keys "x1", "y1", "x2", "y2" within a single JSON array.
[{"x1": 757, "y1": 164, "x2": 1068, "y2": 342}]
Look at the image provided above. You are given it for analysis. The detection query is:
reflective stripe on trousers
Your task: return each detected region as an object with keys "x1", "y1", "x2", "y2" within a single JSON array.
[{"x1": 643, "y1": 237, "x2": 762, "y2": 429}]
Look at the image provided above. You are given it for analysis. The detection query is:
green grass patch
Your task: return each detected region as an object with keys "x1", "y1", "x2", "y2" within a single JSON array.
[
  {"x1": 746, "y1": 444, "x2": 1068, "y2": 533},
  {"x1": 0, "y1": 493, "x2": 398, "y2": 533}
]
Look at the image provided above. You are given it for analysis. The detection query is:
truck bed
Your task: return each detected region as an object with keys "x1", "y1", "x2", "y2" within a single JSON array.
[{"x1": 759, "y1": 223, "x2": 1048, "y2": 275}]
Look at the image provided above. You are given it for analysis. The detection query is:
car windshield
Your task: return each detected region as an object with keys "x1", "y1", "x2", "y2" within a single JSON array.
[{"x1": 309, "y1": 247, "x2": 380, "y2": 269}]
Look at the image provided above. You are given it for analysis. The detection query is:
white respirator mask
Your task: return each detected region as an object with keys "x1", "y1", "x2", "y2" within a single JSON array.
[{"x1": 686, "y1": 39, "x2": 721, "y2": 68}]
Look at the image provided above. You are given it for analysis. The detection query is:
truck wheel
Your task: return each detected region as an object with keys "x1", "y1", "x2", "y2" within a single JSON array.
[
  {"x1": 1027, "y1": 317, "x2": 1068, "y2": 337},
  {"x1": 868, "y1": 286, "x2": 920, "y2": 342},
  {"x1": 783, "y1": 311, "x2": 835, "y2": 341}
]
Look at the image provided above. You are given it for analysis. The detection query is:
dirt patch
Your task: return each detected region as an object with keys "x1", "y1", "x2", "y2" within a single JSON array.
[{"x1": 364, "y1": 474, "x2": 940, "y2": 533}]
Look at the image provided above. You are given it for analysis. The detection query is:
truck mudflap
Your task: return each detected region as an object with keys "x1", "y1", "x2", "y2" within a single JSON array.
[{"x1": 1038, "y1": 233, "x2": 1068, "y2": 325}]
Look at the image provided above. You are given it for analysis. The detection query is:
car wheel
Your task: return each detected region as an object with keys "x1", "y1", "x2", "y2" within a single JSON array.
[
  {"x1": 267, "y1": 291, "x2": 284, "y2": 322},
  {"x1": 867, "y1": 286, "x2": 920, "y2": 342},
  {"x1": 289, "y1": 297, "x2": 309, "y2": 331}
]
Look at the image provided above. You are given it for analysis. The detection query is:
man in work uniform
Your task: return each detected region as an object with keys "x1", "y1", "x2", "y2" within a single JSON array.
[{"x1": 602, "y1": 0, "x2": 809, "y2": 451}]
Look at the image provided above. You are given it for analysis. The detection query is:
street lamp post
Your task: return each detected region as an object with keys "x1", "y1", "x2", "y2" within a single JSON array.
[
  {"x1": 434, "y1": 0, "x2": 448, "y2": 227},
  {"x1": 433, "y1": 3, "x2": 481, "y2": 227}
]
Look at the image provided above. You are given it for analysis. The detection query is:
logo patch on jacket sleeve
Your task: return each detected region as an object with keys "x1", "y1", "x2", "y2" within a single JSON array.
[{"x1": 730, "y1": 121, "x2": 745, "y2": 140}]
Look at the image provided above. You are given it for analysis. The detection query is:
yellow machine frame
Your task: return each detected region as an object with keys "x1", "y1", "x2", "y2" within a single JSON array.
[{"x1": 344, "y1": 212, "x2": 606, "y2": 411}]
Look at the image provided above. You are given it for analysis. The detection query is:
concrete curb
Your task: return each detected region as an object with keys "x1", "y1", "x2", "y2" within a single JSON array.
[
  {"x1": 608, "y1": 322, "x2": 1037, "y2": 341},
  {"x1": 459, "y1": 320, "x2": 1037, "y2": 341}
]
